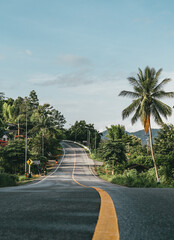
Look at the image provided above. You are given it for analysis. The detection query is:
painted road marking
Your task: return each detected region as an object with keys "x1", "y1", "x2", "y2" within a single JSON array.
[
  {"x1": 72, "y1": 148, "x2": 120, "y2": 240},
  {"x1": 28, "y1": 148, "x2": 66, "y2": 186},
  {"x1": 92, "y1": 187, "x2": 120, "y2": 240}
]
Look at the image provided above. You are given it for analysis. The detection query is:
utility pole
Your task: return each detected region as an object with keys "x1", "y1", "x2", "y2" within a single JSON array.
[
  {"x1": 28, "y1": 163, "x2": 31, "y2": 178},
  {"x1": 75, "y1": 129, "x2": 77, "y2": 142},
  {"x1": 42, "y1": 132, "x2": 44, "y2": 156},
  {"x1": 95, "y1": 131, "x2": 97, "y2": 154},
  {"x1": 25, "y1": 108, "x2": 27, "y2": 177},
  {"x1": 88, "y1": 130, "x2": 90, "y2": 150},
  {"x1": 18, "y1": 118, "x2": 20, "y2": 136}
]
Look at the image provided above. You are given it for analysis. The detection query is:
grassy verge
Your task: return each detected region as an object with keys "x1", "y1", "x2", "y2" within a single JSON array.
[
  {"x1": 96, "y1": 166, "x2": 174, "y2": 188},
  {"x1": 17, "y1": 174, "x2": 42, "y2": 185},
  {"x1": 90, "y1": 153, "x2": 104, "y2": 162},
  {"x1": 90, "y1": 152, "x2": 174, "y2": 188},
  {"x1": 0, "y1": 145, "x2": 63, "y2": 187},
  {"x1": 17, "y1": 160, "x2": 58, "y2": 185},
  {"x1": 0, "y1": 173, "x2": 18, "y2": 187}
]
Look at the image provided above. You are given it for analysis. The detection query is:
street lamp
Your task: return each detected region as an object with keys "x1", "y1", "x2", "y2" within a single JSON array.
[
  {"x1": 85, "y1": 126, "x2": 91, "y2": 150},
  {"x1": 95, "y1": 131, "x2": 97, "y2": 154},
  {"x1": 24, "y1": 103, "x2": 33, "y2": 178},
  {"x1": 25, "y1": 107, "x2": 27, "y2": 177}
]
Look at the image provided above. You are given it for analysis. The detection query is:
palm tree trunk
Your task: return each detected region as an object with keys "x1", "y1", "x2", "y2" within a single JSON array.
[{"x1": 149, "y1": 124, "x2": 160, "y2": 183}]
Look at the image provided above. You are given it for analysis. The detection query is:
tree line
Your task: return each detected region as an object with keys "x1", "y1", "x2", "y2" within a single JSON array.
[
  {"x1": 0, "y1": 91, "x2": 100, "y2": 176},
  {"x1": 0, "y1": 90, "x2": 66, "y2": 174}
]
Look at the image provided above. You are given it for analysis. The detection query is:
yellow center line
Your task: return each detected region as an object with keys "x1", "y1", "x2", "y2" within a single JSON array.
[{"x1": 72, "y1": 149, "x2": 120, "y2": 240}]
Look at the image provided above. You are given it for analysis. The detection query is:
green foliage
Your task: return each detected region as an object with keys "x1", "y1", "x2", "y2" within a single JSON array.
[
  {"x1": 128, "y1": 134, "x2": 142, "y2": 146},
  {"x1": 155, "y1": 153, "x2": 174, "y2": 180},
  {"x1": 28, "y1": 90, "x2": 39, "y2": 110},
  {"x1": 97, "y1": 168, "x2": 173, "y2": 188},
  {"x1": 97, "y1": 124, "x2": 144, "y2": 171},
  {"x1": 119, "y1": 67, "x2": 174, "y2": 182},
  {"x1": 128, "y1": 155, "x2": 153, "y2": 169},
  {"x1": 153, "y1": 124, "x2": 174, "y2": 182},
  {"x1": 154, "y1": 124, "x2": 174, "y2": 154},
  {"x1": 0, "y1": 90, "x2": 66, "y2": 176},
  {"x1": 67, "y1": 120, "x2": 101, "y2": 149},
  {"x1": 0, "y1": 173, "x2": 18, "y2": 187},
  {"x1": 119, "y1": 67, "x2": 174, "y2": 128},
  {"x1": 0, "y1": 93, "x2": 6, "y2": 136},
  {"x1": 106, "y1": 124, "x2": 126, "y2": 141},
  {"x1": 0, "y1": 139, "x2": 26, "y2": 174},
  {"x1": 94, "y1": 122, "x2": 174, "y2": 186},
  {"x1": 97, "y1": 140, "x2": 126, "y2": 166}
]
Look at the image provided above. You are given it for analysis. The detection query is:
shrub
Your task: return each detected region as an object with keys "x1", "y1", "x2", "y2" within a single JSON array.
[
  {"x1": 0, "y1": 173, "x2": 18, "y2": 187},
  {"x1": 0, "y1": 166, "x2": 5, "y2": 173},
  {"x1": 114, "y1": 162, "x2": 127, "y2": 174},
  {"x1": 111, "y1": 168, "x2": 158, "y2": 187},
  {"x1": 128, "y1": 155, "x2": 153, "y2": 169}
]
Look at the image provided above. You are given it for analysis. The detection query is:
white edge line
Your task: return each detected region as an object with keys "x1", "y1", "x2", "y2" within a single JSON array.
[{"x1": 29, "y1": 148, "x2": 65, "y2": 186}]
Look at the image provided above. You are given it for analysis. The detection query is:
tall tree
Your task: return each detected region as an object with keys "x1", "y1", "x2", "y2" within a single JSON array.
[
  {"x1": 0, "y1": 92, "x2": 5, "y2": 136},
  {"x1": 68, "y1": 120, "x2": 101, "y2": 149},
  {"x1": 0, "y1": 92, "x2": 5, "y2": 101},
  {"x1": 119, "y1": 66, "x2": 174, "y2": 182},
  {"x1": 28, "y1": 90, "x2": 39, "y2": 110},
  {"x1": 30, "y1": 104, "x2": 58, "y2": 156},
  {"x1": 154, "y1": 124, "x2": 174, "y2": 155},
  {"x1": 51, "y1": 109, "x2": 66, "y2": 129},
  {"x1": 106, "y1": 124, "x2": 127, "y2": 141}
]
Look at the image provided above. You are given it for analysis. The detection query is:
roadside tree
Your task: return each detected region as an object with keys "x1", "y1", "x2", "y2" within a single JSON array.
[{"x1": 119, "y1": 66, "x2": 174, "y2": 182}]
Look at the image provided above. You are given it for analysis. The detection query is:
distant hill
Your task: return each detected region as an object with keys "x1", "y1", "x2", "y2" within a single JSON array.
[{"x1": 101, "y1": 128, "x2": 160, "y2": 145}]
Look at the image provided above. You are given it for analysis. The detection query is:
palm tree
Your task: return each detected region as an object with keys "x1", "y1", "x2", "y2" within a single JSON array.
[{"x1": 119, "y1": 66, "x2": 174, "y2": 182}]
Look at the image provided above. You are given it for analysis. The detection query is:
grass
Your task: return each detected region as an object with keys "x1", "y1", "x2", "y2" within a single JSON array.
[
  {"x1": 17, "y1": 174, "x2": 41, "y2": 185},
  {"x1": 17, "y1": 159, "x2": 59, "y2": 185},
  {"x1": 90, "y1": 153, "x2": 104, "y2": 162},
  {"x1": 90, "y1": 151, "x2": 174, "y2": 188},
  {"x1": 0, "y1": 173, "x2": 18, "y2": 187},
  {"x1": 96, "y1": 166, "x2": 174, "y2": 188}
]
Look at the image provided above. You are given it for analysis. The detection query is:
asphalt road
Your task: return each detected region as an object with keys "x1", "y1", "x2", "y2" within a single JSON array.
[{"x1": 0, "y1": 141, "x2": 174, "y2": 240}]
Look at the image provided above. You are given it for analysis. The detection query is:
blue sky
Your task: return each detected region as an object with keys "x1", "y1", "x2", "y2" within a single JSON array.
[{"x1": 0, "y1": 0, "x2": 174, "y2": 131}]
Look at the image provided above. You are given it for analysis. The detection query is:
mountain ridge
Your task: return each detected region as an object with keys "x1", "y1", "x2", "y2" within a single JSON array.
[{"x1": 101, "y1": 128, "x2": 160, "y2": 144}]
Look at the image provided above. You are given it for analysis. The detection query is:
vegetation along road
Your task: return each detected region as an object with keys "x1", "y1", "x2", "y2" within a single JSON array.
[{"x1": 0, "y1": 142, "x2": 174, "y2": 240}]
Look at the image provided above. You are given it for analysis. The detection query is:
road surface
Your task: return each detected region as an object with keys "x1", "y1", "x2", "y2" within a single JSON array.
[{"x1": 0, "y1": 141, "x2": 174, "y2": 240}]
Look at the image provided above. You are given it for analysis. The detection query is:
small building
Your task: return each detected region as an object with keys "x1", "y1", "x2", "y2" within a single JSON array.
[{"x1": 2, "y1": 135, "x2": 8, "y2": 141}]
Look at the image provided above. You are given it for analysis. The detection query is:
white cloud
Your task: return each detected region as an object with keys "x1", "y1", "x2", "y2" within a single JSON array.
[
  {"x1": 161, "y1": 71, "x2": 174, "y2": 92},
  {"x1": 28, "y1": 69, "x2": 97, "y2": 87},
  {"x1": 162, "y1": 71, "x2": 174, "y2": 79},
  {"x1": 25, "y1": 49, "x2": 32, "y2": 56},
  {"x1": 57, "y1": 54, "x2": 91, "y2": 67},
  {"x1": 28, "y1": 69, "x2": 127, "y2": 88}
]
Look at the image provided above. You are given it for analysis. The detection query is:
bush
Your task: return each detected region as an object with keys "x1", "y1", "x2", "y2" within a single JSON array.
[
  {"x1": 156, "y1": 153, "x2": 174, "y2": 180},
  {"x1": 128, "y1": 155, "x2": 153, "y2": 169},
  {"x1": 0, "y1": 173, "x2": 18, "y2": 187},
  {"x1": 111, "y1": 168, "x2": 159, "y2": 187},
  {"x1": 114, "y1": 162, "x2": 127, "y2": 174},
  {"x1": 0, "y1": 166, "x2": 5, "y2": 173}
]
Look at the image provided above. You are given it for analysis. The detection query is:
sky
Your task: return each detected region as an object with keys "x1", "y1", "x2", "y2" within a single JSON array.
[{"x1": 0, "y1": 0, "x2": 174, "y2": 132}]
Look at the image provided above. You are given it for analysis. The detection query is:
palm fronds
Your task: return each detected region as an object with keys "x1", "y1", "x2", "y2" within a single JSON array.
[
  {"x1": 119, "y1": 66, "x2": 174, "y2": 130},
  {"x1": 118, "y1": 90, "x2": 140, "y2": 98},
  {"x1": 122, "y1": 98, "x2": 141, "y2": 120}
]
